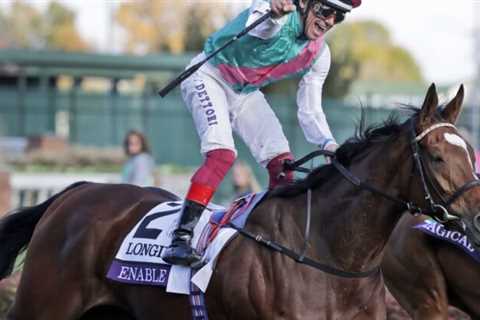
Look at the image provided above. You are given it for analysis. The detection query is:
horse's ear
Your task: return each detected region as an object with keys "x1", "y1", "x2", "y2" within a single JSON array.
[
  {"x1": 441, "y1": 84, "x2": 464, "y2": 124},
  {"x1": 419, "y1": 83, "x2": 439, "y2": 126}
]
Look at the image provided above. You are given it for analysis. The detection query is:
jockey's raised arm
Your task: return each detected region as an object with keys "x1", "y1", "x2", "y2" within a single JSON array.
[
  {"x1": 248, "y1": 0, "x2": 293, "y2": 39},
  {"x1": 297, "y1": 43, "x2": 337, "y2": 151}
]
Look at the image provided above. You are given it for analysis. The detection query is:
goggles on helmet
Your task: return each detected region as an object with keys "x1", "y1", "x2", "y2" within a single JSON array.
[{"x1": 311, "y1": 2, "x2": 346, "y2": 24}]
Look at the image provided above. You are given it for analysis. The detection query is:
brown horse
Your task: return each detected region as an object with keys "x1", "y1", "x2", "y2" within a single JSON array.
[
  {"x1": 383, "y1": 213, "x2": 480, "y2": 320},
  {"x1": 1, "y1": 84, "x2": 480, "y2": 320}
]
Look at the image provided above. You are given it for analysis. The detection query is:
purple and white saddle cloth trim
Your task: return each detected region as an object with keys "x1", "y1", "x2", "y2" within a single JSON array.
[
  {"x1": 414, "y1": 218, "x2": 480, "y2": 263},
  {"x1": 187, "y1": 192, "x2": 267, "y2": 320},
  {"x1": 190, "y1": 191, "x2": 267, "y2": 292},
  {"x1": 106, "y1": 200, "x2": 221, "y2": 294},
  {"x1": 106, "y1": 191, "x2": 267, "y2": 295},
  {"x1": 189, "y1": 280, "x2": 209, "y2": 320}
]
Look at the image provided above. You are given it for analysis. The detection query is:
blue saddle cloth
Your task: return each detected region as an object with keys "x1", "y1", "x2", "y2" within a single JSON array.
[{"x1": 210, "y1": 191, "x2": 267, "y2": 228}]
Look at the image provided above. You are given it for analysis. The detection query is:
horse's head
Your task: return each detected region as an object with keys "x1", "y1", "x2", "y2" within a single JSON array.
[{"x1": 412, "y1": 84, "x2": 480, "y2": 248}]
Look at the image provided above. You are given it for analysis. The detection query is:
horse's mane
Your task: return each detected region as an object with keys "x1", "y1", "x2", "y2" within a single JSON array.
[{"x1": 268, "y1": 106, "x2": 424, "y2": 198}]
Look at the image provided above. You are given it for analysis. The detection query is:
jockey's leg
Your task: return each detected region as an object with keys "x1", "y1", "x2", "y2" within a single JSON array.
[
  {"x1": 162, "y1": 150, "x2": 236, "y2": 266},
  {"x1": 231, "y1": 90, "x2": 294, "y2": 189},
  {"x1": 266, "y1": 152, "x2": 294, "y2": 188},
  {"x1": 162, "y1": 63, "x2": 239, "y2": 266}
]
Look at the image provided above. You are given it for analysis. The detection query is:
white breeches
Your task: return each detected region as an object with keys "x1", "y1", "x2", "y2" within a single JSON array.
[{"x1": 180, "y1": 66, "x2": 290, "y2": 167}]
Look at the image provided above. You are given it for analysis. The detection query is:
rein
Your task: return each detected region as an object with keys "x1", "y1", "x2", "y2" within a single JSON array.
[
  {"x1": 285, "y1": 149, "x2": 423, "y2": 214},
  {"x1": 232, "y1": 120, "x2": 480, "y2": 279},
  {"x1": 287, "y1": 120, "x2": 480, "y2": 223},
  {"x1": 229, "y1": 148, "x2": 381, "y2": 279},
  {"x1": 227, "y1": 222, "x2": 380, "y2": 278}
]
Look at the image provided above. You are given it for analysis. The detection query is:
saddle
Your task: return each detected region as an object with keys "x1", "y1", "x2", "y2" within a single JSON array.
[{"x1": 106, "y1": 192, "x2": 267, "y2": 294}]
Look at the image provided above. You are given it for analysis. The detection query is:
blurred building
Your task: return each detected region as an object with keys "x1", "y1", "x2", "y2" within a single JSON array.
[
  {"x1": 0, "y1": 48, "x2": 411, "y2": 166},
  {"x1": 0, "y1": 49, "x2": 203, "y2": 164}
]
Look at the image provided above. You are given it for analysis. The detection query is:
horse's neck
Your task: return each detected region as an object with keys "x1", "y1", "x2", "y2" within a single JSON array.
[{"x1": 308, "y1": 139, "x2": 413, "y2": 272}]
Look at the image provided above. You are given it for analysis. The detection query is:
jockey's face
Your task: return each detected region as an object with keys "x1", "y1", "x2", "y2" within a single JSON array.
[{"x1": 300, "y1": 0, "x2": 339, "y2": 40}]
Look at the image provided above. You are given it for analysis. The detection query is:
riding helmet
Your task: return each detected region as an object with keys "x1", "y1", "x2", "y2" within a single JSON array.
[{"x1": 294, "y1": 0, "x2": 362, "y2": 13}]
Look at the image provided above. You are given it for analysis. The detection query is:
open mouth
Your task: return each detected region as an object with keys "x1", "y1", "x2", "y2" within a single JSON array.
[
  {"x1": 313, "y1": 21, "x2": 326, "y2": 35},
  {"x1": 315, "y1": 21, "x2": 324, "y2": 30},
  {"x1": 315, "y1": 21, "x2": 327, "y2": 33}
]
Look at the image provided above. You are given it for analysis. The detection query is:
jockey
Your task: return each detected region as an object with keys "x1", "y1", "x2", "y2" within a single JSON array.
[{"x1": 162, "y1": 0, "x2": 362, "y2": 266}]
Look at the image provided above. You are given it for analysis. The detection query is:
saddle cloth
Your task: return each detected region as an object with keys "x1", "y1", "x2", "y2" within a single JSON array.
[
  {"x1": 106, "y1": 191, "x2": 266, "y2": 294},
  {"x1": 414, "y1": 218, "x2": 480, "y2": 263}
]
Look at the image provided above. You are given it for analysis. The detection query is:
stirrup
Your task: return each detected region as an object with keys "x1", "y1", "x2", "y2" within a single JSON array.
[{"x1": 161, "y1": 240, "x2": 202, "y2": 267}]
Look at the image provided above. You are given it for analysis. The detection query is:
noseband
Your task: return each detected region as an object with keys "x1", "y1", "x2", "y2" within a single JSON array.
[{"x1": 410, "y1": 120, "x2": 480, "y2": 223}]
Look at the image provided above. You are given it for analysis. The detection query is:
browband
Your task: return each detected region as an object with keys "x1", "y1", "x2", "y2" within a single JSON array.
[{"x1": 414, "y1": 123, "x2": 456, "y2": 142}]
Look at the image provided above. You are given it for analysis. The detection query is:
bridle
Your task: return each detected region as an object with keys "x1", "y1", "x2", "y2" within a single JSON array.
[
  {"x1": 409, "y1": 120, "x2": 480, "y2": 223},
  {"x1": 230, "y1": 119, "x2": 480, "y2": 279},
  {"x1": 287, "y1": 119, "x2": 480, "y2": 223}
]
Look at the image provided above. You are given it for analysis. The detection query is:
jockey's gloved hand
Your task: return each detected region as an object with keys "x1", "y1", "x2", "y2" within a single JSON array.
[
  {"x1": 323, "y1": 143, "x2": 339, "y2": 164},
  {"x1": 271, "y1": 0, "x2": 296, "y2": 19}
]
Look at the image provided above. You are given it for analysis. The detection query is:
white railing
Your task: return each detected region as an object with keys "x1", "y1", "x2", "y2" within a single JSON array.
[
  {"x1": 9, "y1": 172, "x2": 191, "y2": 209},
  {"x1": 10, "y1": 173, "x2": 120, "y2": 208}
]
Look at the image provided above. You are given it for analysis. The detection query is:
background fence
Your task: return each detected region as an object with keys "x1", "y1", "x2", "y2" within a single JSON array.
[
  {"x1": 1, "y1": 87, "x2": 476, "y2": 153},
  {"x1": 9, "y1": 171, "x2": 193, "y2": 209},
  {"x1": 0, "y1": 49, "x2": 477, "y2": 205}
]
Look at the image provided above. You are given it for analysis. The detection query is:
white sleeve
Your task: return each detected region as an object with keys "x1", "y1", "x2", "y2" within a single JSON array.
[
  {"x1": 247, "y1": 0, "x2": 289, "y2": 39},
  {"x1": 297, "y1": 45, "x2": 337, "y2": 149}
]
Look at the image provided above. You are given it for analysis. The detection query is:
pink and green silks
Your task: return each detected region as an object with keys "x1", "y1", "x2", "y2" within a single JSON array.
[{"x1": 204, "y1": 9, "x2": 326, "y2": 94}]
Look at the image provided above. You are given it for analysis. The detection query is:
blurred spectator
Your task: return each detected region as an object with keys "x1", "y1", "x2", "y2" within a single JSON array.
[
  {"x1": 232, "y1": 160, "x2": 261, "y2": 199},
  {"x1": 121, "y1": 130, "x2": 156, "y2": 187}
]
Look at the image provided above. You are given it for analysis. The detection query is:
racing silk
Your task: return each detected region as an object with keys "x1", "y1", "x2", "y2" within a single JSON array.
[{"x1": 204, "y1": 3, "x2": 326, "y2": 94}]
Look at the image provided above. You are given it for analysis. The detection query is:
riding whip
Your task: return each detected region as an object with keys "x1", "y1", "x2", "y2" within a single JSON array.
[{"x1": 158, "y1": 11, "x2": 273, "y2": 98}]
